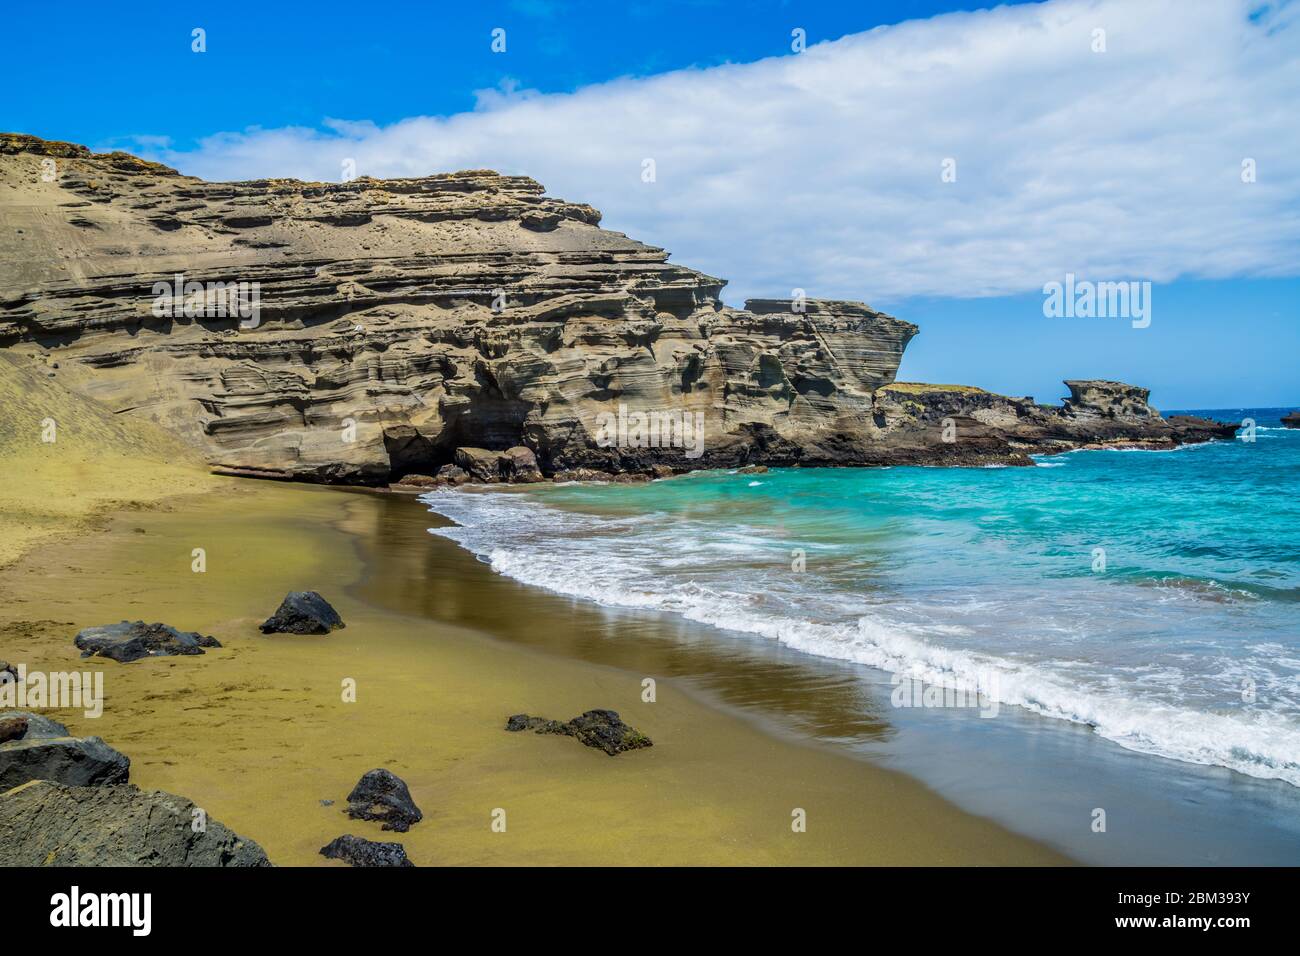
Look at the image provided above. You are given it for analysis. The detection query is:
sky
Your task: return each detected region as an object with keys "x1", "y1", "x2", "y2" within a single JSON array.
[{"x1": 3, "y1": 0, "x2": 1297, "y2": 408}]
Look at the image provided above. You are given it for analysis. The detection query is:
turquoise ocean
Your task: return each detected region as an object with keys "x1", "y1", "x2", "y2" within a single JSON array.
[{"x1": 420, "y1": 409, "x2": 1299, "y2": 797}]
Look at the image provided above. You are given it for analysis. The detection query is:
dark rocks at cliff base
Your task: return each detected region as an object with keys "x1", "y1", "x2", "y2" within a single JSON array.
[
  {"x1": 453, "y1": 446, "x2": 545, "y2": 483},
  {"x1": 737, "y1": 464, "x2": 769, "y2": 474},
  {"x1": 74, "y1": 620, "x2": 221, "y2": 663},
  {"x1": 1283, "y1": 411, "x2": 1300, "y2": 429},
  {"x1": 0, "y1": 710, "x2": 130, "y2": 790},
  {"x1": 320, "y1": 834, "x2": 414, "y2": 867},
  {"x1": 505, "y1": 709, "x2": 653, "y2": 756},
  {"x1": 259, "y1": 591, "x2": 345, "y2": 635},
  {"x1": 345, "y1": 769, "x2": 422, "y2": 832},
  {"x1": 434, "y1": 464, "x2": 471, "y2": 485},
  {"x1": 0, "y1": 780, "x2": 272, "y2": 867}
]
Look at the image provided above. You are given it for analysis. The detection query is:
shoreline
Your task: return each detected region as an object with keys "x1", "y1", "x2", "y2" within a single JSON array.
[
  {"x1": 0, "y1": 478, "x2": 1069, "y2": 866},
  {"x1": 404, "y1": 457, "x2": 1300, "y2": 866}
]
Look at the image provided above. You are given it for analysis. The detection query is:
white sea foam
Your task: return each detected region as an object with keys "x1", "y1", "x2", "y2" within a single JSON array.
[{"x1": 419, "y1": 488, "x2": 1300, "y2": 787}]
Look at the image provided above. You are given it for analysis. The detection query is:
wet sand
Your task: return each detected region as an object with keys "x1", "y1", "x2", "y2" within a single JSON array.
[{"x1": 0, "y1": 479, "x2": 1068, "y2": 865}]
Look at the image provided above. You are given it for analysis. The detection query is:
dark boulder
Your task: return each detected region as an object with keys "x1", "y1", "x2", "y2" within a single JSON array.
[
  {"x1": 0, "y1": 710, "x2": 130, "y2": 790},
  {"x1": 320, "y1": 834, "x2": 414, "y2": 867},
  {"x1": 74, "y1": 621, "x2": 221, "y2": 663},
  {"x1": 259, "y1": 591, "x2": 345, "y2": 635},
  {"x1": 1283, "y1": 410, "x2": 1300, "y2": 429},
  {"x1": 504, "y1": 709, "x2": 653, "y2": 756},
  {"x1": 567, "y1": 709, "x2": 654, "y2": 756},
  {"x1": 345, "y1": 769, "x2": 422, "y2": 832},
  {"x1": 0, "y1": 780, "x2": 271, "y2": 866}
]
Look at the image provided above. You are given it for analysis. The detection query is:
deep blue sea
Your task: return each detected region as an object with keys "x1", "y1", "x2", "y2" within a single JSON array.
[{"x1": 421, "y1": 408, "x2": 1299, "y2": 789}]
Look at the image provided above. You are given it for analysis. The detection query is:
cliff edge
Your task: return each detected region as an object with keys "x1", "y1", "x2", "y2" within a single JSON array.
[{"x1": 0, "y1": 134, "x2": 1232, "y2": 482}]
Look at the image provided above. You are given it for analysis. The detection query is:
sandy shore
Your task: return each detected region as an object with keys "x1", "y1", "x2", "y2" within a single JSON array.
[{"x1": 0, "y1": 476, "x2": 1068, "y2": 865}]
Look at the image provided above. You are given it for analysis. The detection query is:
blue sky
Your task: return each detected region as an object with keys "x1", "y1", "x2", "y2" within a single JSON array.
[{"x1": 3, "y1": 0, "x2": 1297, "y2": 408}]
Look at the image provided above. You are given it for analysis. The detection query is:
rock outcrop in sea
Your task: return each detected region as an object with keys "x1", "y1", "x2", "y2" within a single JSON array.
[{"x1": 0, "y1": 133, "x2": 1234, "y2": 482}]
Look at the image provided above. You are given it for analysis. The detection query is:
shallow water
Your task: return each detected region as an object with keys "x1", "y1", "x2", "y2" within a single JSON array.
[{"x1": 413, "y1": 407, "x2": 1300, "y2": 864}]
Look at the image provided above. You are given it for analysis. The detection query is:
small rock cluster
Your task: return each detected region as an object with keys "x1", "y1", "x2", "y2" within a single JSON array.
[
  {"x1": 74, "y1": 620, "x2": 221, "y2": 663},
  {"x1": 506, "y1": 709, "x2": 653, "y2": 756},
  {"x1": 318, "y1": 768, "x2": 424, "y2": 867}
]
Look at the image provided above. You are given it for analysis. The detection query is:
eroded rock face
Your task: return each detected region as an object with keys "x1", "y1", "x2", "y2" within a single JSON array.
[
  {"x1": 871, "y1": 382, "x2": 1235, "y2": 464},
  {"x1": 0, "y1": 779, "x2": 272, "y2": 866},
  {"x1": 0, "y1": 135, "x2": 918, "y2": 482},
  {"x1": 0, "y1": 134, "x2": 1233, "y2": 477},
  {"x1": 1062, "y1": 380, "x2": 1157, "y2": 420},
  {"x1": 0, "y1": 711, "x2": 131, "y2": 790},
  {"x1": 74, "y1": 620, "x2": 222, "y2": 662}
]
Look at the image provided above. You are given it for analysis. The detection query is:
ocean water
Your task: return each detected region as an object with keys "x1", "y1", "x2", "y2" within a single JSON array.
[{"x1": 419, "y1": 408, "x2": 1300, "y2": 787}]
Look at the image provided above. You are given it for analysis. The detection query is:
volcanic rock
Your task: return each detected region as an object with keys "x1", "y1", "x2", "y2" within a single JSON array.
[
  {"x1": 0, "y1": 779, "x2": 271, "y2": 866},
  {"x1": 259, "y1": 591, "x2": 344, "y2": 634},
  {"x1": 74, "y1": 620, "x2": 221, "y2": 662},
  {"x1": 505, "y1": 709, "x2": 653, "y2": 756},
  {"x1": 0, "y1": 711, "x2": 130, "y2": 790},
  {"x1": 345, "y1": 768, "x2": 422, "y2": 832},
  {"x1": 1283, "y1": 410, "x2": 1300, "y2": 429},
  {"x1": 320, "y1": 834, "x2": 414, "y2": 867}
]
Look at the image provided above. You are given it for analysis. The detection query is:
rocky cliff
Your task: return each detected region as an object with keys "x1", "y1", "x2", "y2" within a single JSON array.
[{"x1": 0, "y1": 134, "x2": 1233, "y2": 483}]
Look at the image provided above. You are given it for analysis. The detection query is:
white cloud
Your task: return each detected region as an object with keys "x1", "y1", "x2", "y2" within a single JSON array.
[{"x1": 148, "y1": 0, "x2": 1300, "y2": 306}]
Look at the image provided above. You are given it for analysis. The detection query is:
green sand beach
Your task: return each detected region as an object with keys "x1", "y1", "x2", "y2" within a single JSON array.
[{"x1": 0, "y1": 478, "x2": 1067, "y2": 865}]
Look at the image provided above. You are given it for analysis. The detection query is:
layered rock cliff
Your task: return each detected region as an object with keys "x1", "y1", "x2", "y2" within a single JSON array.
[{"x1": 0, "y1": 134, "x2": 1233, "y2": 483}]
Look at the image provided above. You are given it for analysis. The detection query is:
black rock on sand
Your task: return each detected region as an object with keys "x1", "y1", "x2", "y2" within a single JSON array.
[
  {"x1": 0, "y1": 710, "x2": 130, "y2": 790},
  {"x1": 74, "y1": 620, "x2": 221, "y2": 663},
  {"x1": 260, "y1": 591, "x2": 345, "y2": 634},
  {"x1": 505, "y1": 709, "x2": 653, "y2": 756},
  {"x1": 320, "y1": 834, "x2": 414, "y2": 867},
  {"x1": 345, "y1": 769, "x2": 422, "y2": 832},
  {"x1": 0, "y1": 780, "x2": 271, "y2": 866}
]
